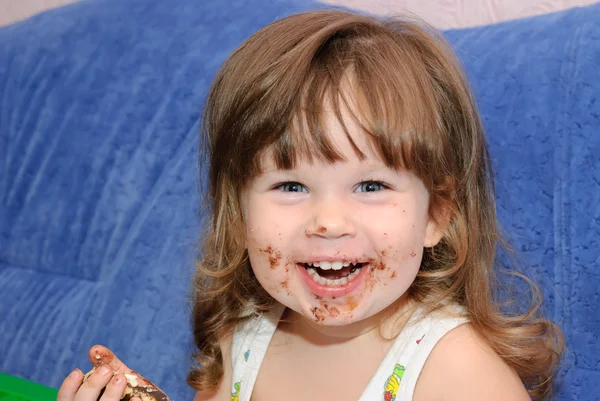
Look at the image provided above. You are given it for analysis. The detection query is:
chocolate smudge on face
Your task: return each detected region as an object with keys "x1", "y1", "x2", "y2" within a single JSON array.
[
  {"x1": 391, "y1": 271, "x2": 397, "y2": 279},
  {"x1": 281, "y1": 279, "x2": 290, "y2": 295},
  {"x1": 321, "y1": 300, "x2": 340, "y2": 317},
  {"x1": 324, "y1": 304, "x2": 340, "y2": 317},
  {"x1": 345, "y1": 296, "x2": 358, "y2": 312},
  {"x1": 310, "y1": 307, "x2": 326, "y2": 322},
  {"x1": 260, "y1": 246, "x2": 282, "y2": 268},
  {"x1": 365, "y1": 274, "x2": 377, "y2": 291},
  {"x1": 311, "y1": 300, "x2": 341, "y2": 322},
  {"x1": 317, "y1": 226, "x2": 327, "y2": 234},
  {"x1": 374, "y1": 260, "x2": 387, "y2": 270},
  {"x1": 410, "y1": 251, "x2": 417, "y2": 258},
  {"x1": 365, "y1": 257, "x2": 390, "y2": 292}
]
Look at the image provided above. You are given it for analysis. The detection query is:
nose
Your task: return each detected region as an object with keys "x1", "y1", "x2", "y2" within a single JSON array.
[{"x1": 304, "y1": 197, "x2": 356, "y2": 239}]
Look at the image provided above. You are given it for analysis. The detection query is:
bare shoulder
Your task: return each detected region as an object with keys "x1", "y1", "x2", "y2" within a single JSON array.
[
  {"x1": 413, "y1": 323, "x2": 531, "y2": 401},
  {"x1": 193, "y1": 334, "x2": 233, "y2": 401}
]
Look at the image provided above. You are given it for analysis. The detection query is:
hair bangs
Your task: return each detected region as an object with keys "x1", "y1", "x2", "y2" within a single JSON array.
[
  {"x1": 260, "y1": 28, "x2": 451, "y2": 191},
  {"x1": 265, "y1": 71, "x2": 364, "y2": 171}
]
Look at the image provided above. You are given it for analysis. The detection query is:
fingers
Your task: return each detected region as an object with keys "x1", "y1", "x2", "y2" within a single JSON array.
[
  {"x1": 58, "y1": 346, "x2": 135, "y2": 401},
  {"x1": 88, "y1": 345, "x2": 133, "y2": 375},
  {"x1": 76, "y1": 365, "x2": 114, "y2": 401},
  {"x1": 98, "y1": 373, "x2": 128, "y2": 401},
  {"x1": 57, "y1": 365, "x2": 124, "y2": 401},
  {"x1": 57, "y1": 369, "x2": 84, "y2": 401}
]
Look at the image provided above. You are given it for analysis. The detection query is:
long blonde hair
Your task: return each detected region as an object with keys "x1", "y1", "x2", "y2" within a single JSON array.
[{"x1": 187, "y1": 9, "x2": 563, "y2": 400}]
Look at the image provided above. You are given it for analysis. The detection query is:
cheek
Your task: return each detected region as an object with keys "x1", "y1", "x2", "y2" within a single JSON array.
[
  {"x1": 245, "y1": 215, "x2": 294, "y2": 295},
  {"x1": 246, "y1": 211, "x2": 288, "y2": 266},
  {"x1": 246, "y1": 233, "x2": 294, "y2": 298},
  {"x1": 363, "y1": 251, "x2": 422, "y2": 309},
  {"x1": 249, "y1": 245, "x2": 285, "y2": 270},
  {"x1": 369, "y1": 221, "x2": 428, "y2": 290},
  {"x1": 245, "y1": 200, "x2": 289, "y2": 245},
  {"x1": 245, "y1": 201, "x2": 297, "y2": 270},
  {"x1": 376, "y1": 221, "x2": 429, "y2": 259}
]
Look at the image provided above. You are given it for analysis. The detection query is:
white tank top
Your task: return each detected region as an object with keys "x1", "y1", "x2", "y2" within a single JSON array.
[{"x1": 229, "y1": 303, "x2": 469, "y2": 401}]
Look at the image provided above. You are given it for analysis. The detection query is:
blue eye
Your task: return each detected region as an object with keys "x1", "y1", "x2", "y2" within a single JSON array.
[
  {"x1": 356, "y1": 181, "x2": 387, "y2": 192},
  {"x1": 277, "y1": 182, "x2": 307, "y2": 192}
]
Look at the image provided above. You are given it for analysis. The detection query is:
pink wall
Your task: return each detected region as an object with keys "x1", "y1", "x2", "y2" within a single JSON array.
[
  {"x1": 322, "y1": 0, "x2": 599, "y2": 28},
  {"x1": 0, "y1": 0, "x2": 77, "y2": 27}
]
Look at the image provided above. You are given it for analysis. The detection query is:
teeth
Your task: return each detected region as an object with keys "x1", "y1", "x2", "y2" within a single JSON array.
[
  {"x1": 319, "y1": 261, "x2": 332, "y2": 270},
  {"x1": 305, "y1": 266, "x2": 362, "y2": 287},
  {"x1": 309, "y1": 261, "x2": 354, "y2": 270}
]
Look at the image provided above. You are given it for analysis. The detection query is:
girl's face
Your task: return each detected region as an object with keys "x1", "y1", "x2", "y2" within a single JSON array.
[{"x1": 241, "y1": 108, "x2": 444, "y2": 328}]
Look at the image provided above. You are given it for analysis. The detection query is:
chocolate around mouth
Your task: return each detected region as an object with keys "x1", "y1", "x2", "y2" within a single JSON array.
[{"x1": 83, "y1": 367, "x2": 170, "y2": 401}]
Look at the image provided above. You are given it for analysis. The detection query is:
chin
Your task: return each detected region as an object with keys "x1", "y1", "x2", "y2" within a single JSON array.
[{"x1": 290, "y1": 293, "x2": 379, "y2": 326}]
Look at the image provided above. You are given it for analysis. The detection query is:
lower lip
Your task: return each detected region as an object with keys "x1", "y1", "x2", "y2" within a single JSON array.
[{"x1": 296, "y1": 263, "x2": 369, "y2": 298}]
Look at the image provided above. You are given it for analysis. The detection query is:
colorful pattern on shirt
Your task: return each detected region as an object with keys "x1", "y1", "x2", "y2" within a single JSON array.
[
  {"x1": 231, "y1": 381, "x2": 241, "y2": 401},
  {"x1": 384, "y1": 364, "x2": 405, "y2": 401}
]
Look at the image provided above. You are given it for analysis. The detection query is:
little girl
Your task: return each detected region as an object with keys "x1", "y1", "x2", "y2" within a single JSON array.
[{"x1": 58, "y1": 9, "x2": 563, "y2": 401}]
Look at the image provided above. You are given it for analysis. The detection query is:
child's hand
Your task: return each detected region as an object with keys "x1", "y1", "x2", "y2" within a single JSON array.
[{"x1": 57, "y1": 345, "x2": 140, "y2": 401}]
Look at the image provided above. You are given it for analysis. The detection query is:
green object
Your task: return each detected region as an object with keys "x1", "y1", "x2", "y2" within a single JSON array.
[{"x1": 0, "y1": 373, "x2": 58, "y2": 401}]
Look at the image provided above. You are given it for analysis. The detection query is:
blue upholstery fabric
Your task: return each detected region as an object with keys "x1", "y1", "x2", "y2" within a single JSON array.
[{"x1": 0, "y1": 0, "x2": 598, "y2": 399}]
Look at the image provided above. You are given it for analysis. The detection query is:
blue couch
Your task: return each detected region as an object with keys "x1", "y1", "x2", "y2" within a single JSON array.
[{"x1": 1, "y1": 0, "x2": 598, "y2": 400}]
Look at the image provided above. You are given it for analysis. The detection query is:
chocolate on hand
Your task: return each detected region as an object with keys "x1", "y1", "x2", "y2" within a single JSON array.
[{"x1": 83, "y1": 367, "x2": 171, "y2": 401}]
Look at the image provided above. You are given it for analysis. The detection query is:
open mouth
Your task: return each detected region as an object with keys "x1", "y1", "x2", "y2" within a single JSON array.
[{"x1": 303, "y1": 262, "x2": 365, "y2": 287}]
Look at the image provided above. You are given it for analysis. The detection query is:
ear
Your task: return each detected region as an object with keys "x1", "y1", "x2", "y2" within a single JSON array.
[
  {"x1": 424, "y1": 176, "x2": 455, "y2": 248},
  {"x1": 423, "y1": 201, "x2": 453, "y2": 248},
  {"x1": 424, "y1": 215, "x2": 445, "y2": 248}
]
